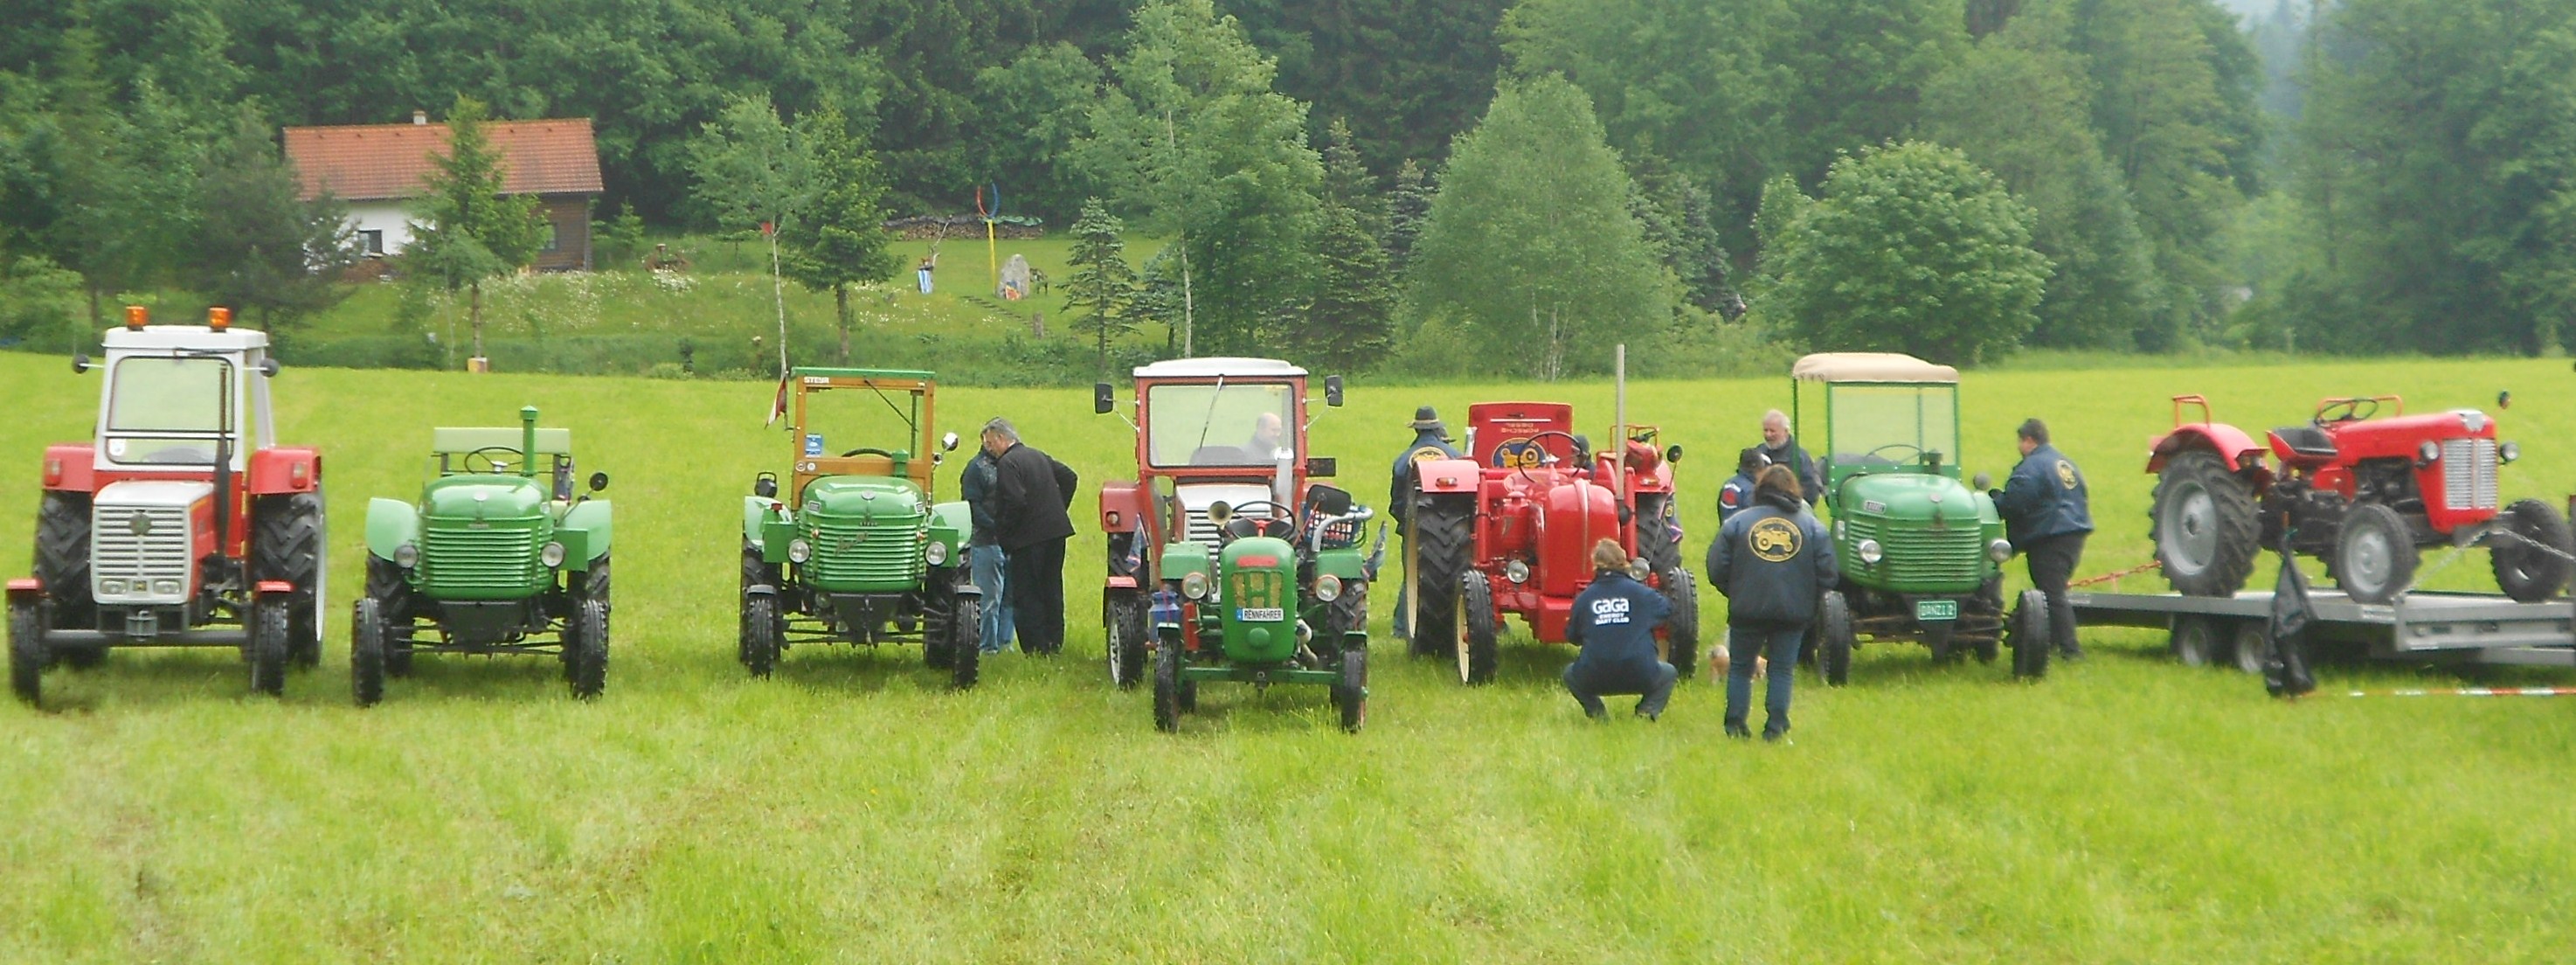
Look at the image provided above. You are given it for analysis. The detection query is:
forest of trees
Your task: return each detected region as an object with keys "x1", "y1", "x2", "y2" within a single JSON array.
[{"x1": 0, "y1": 0, "x2": 2568, "y2": 371}]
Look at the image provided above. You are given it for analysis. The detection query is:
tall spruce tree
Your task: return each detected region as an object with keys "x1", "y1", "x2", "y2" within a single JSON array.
[
  {"x1": 1064, "y1": 198, "x2": 1141, "y2": 372},
  {"x1": 406, "y1": 95, "x2": 546, "y2": 364}
]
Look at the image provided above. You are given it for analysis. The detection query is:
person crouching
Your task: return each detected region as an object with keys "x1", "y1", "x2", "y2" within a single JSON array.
[
  {"x1": 1708, "y1": 464, "x2": 1837, "y2": 742},
  {"x1": 1562, "y1": 538, "x2": 1678, "y2": 721}
]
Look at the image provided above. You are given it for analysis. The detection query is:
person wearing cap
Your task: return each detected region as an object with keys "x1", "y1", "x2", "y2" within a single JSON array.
[
  {"x1": 1757, "y1": 409, "x2": 1825, "y2": 507},
  {"x1": 982, "y1": 417, "x2": 1078, "y2": 656},
  {"x1": 1563, "y1": 538, "x2": 1677, "y2": 720},
  {"x1": 1390, "y1": 406, "x2": 1463, "y2": 641},
  {"x1": 1717, "y1": 446, "x2": 1770, "y2": 524},
  {"x1": 1709, "y1": 464, "x2": 1837, "y2": 742},
  {"x1": 1994, "y1": 417, "x2": 2093, "y2": 659}
]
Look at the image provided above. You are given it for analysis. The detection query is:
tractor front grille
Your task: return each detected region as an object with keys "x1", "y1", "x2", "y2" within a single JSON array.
[
  {"x1": 2442, "y1": 439, "x2": 2498, "y2": 511},
  {"x1": 1183, "y1": 509, "x2": 1222, "y2": 545},
  {"x1": 802, "y1": 517, "x2": 927, "y2": 591},
  {"x1": 92, "y1": 504, "x2": 190, "y2": 604},
  {"x1": 419, "y1": 525, "x2": 541, "y2": 596},
  {"x1": 1842, "y1": 515, "x2": 1985, "y2": 587}
]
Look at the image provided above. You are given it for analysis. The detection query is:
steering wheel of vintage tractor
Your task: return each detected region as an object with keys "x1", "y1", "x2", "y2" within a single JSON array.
[
  {"x1": 1862, "y1": 442, "x2": 1924, "y2": 466},
  {"x1": 461, "y1": 445, "x2": 523, "y2": 474},
  {"x1": 2315, "y1": 398, "x2": 2377, "y2": 425},
  {"x1": 1216, "y1": 500, "x2": 1297, "y2": 541},
  {"x1": 839, "y1": 447, "x2": 898, "y2": 459}
]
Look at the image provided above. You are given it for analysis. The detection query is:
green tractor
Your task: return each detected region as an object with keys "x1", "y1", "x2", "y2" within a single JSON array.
[
  {"x1": 1149, "y1": 485, "x2": 1375, "y2": 732},
  {"x1": 1790, "y1": 353, "x2": 2050, "y2": 684},
  {"x1": 355, "y1": 406, "x2": 613, "y2": 704},
  {"x1": 737, "y1": 368, "x2": 978, "y2": 687}
]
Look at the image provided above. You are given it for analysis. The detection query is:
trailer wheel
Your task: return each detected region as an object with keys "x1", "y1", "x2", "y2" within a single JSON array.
[
  {"x1": 1456, "y1": 571, "x2": 1500, "y2": 685},
  {"x1": 1153, "y1": 629, "x2": 1182, "y2": 732},
  {"x1": 1335, "y1": 642, "x2": 1368, "y2": 733},
  {"x1": 351, "y1": 597, "x2": 386, "y2": 707},
  {"x1": 2008, "y1": 590, "x2": 2050, "y2": 680},
  {"x1": 1816, "y1": 590, "x2": 1853, "y2": 687},
  {"x1": 2170, "y1": 614, "x2": 2219, "y2": 667},
  {"x1": 1105, "y1": 591, "x2": 1149, "y2": 690},
  {"x1": 2229, "y1": 621, "x2": 2272, "y2": 676},
  {"x1": 2151, "y1": 450, "x2": 2259, "y2": 597},
  {"x1": 9, "y1": 598, "x2": 45, "y2": 706},
  {"x1": 1412, "y1": 495, "x2": 1474, "y2": 658},
  {"x1": 2330, "y1": 503, "x2": 2417, "y2": 604},
  {"x1": 569, "y1": 599, "x2": 608, "y2": 699},
  {"x1": 248, "y1": 596, "x2": 290, "y2": 697},
  {"x1": 2491, "y1": 498, "x2": 2572, "y2": 602}
]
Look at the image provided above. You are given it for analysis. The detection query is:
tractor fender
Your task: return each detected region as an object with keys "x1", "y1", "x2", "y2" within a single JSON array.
[
  {"x1": 558, "y1": 499, "x2": 612, "y2": 562},
  {"x1": 1413, "y1": 457, "x2": 1481, "y2": 496},
  {"x1": 743, "y1": 496, "x2": 783, "y2": 552},
  {"x1": 1158, "y1": 542, "x2": 1214, "y2": 582},
  {"x1": 1310, "y1": 547, "x2": 1369, "y2": 581},
  {"x1": 928, "y1": 500, "x2": 972, "y2": 560},
  {"x1": 364, "y1": 497, "x2": 419, "y2": 559},
  {"x1": 1098, "y1": 480, "x2": 1151, "y2": 532},
  {"x1": 246, "y1": 447, "x2": 322, "y2": 495},
  {"x1": 40, "y1": 444, "x2": 95, "y2": 491},
  {"x1": 2148, "y1": 423, "x2": 2268, "y2": 475}
]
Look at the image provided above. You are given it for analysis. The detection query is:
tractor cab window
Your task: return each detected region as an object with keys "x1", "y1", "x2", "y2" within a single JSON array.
[
  {"x1": 1146, "y1": 383, "x2": 1295, "y2": 468},
  {"x1": 1824, "y1": 384, "x2": 1959, "y2": 478},
  {"x1": 102, "y1": 356, "x2": 234, "y2": 466}
]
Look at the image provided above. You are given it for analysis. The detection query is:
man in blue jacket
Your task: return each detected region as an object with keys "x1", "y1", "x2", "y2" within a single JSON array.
[
  {"x1": 959, "y1": 446, "x2": 1015, "y2": 654},
  {"x1": 1709, "y1": 465, "x2": 1838, "y2": 741},
  {"x1": 1994, "y1": 418, "x2": 2093, "y2": 659},
  {"x1": 1389, "y1": 406, "x2": 1462, "y2": 642},
  {"x1": 1563, "y1": 538, "x2": 1677, "y2": 720},
  {"x1": 1717, "y1": 446, "x2": 1769, "y2": 524}
]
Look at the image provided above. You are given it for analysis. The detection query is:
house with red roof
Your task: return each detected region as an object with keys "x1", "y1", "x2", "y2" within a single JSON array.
[{"x1": 283, "y1": 112, "x2": 605, "y2": 272}]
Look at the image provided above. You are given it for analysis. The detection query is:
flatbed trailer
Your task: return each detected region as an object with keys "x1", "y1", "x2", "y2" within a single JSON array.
[{"x1": 2069, "y1": 587, "x2": 2576, "y2": 672}]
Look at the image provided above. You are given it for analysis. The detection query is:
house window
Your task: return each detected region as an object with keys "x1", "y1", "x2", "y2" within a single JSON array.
[
  {"x1": 359, "y1": 230, "x2": 384, "y2": 255},
  {"x1": 540, "y1": 219, "x2": 560, "y2": 253}
]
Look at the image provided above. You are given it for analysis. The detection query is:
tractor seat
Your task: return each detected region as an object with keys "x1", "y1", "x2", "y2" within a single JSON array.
[{"x1": 2270, "y1": 425, "x2": 2339, "y2": 460}]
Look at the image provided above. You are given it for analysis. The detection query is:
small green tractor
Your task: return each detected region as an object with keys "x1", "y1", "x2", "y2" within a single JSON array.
[
  {"x1": 1790, "y1": 353, "x2": 2050, "y2": 683},
  {"x1": 1148, "y1": 485, "x2": 1375, "y2": 732},
  {"x1": 737, "y1": 368, "x2": 978, "y2": 687},
  {"x1": 355, "y1": 406, "x2": 613, "y2": 704}
]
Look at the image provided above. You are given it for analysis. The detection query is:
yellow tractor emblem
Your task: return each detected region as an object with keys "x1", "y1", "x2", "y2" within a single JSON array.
[{"x1": 1748, "y1": 517, "x2": 1802, "y2": 562}]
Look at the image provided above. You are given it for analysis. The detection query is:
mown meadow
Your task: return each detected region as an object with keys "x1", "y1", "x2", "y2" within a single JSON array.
[{"x1": 4, "y1": 350, "x2": 2575, "y2": 961}]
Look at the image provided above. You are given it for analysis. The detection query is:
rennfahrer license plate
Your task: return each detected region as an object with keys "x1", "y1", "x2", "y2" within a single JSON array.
[{"x1": 1236, "y1": 607, "x2": 1285, "y2": 621}]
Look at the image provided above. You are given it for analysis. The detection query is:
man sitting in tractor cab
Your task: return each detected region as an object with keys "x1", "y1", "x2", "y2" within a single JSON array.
[{"x1": 1246, "y1": 412, "x2": 1285, "y2": 460}]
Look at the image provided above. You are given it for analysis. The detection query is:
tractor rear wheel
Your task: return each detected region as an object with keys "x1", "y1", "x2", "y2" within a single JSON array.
[
  {"x1": 2490, "y1": 498, "x2": 2572, "y2": 602},
  {"x1": 1105, "y1": 591, "x2": 1148, "y2": 690},
  {"x1": 34, "y1": 492, "x2": 94, "y2": 630},
  {"x1": 1635, "y1": 494, "x2": 1682, "y2": 575},
  {"x1": 1817, "y1": 590, "x2": 1853, "y2": 687},
  {"x1": 1153, "y1": 630, "x2": 1182, "y2": 732},
  {"x1": 2008, "y1": 590, "x2": 2050, "y2": 680},
  {"x1": 569, "y1": 599, "x2": 608, "y2": 699},
  {"x1": 1412, "y1": 495, "x2": 1474, "y2": 659},
  {"x1": 351, "y1": 597, "x2": 386, "y2": 707},
  {"x1": 366, "y1": 556, "x2": 416, "y2": 677},
  {"x1": 2151, "y1": 450, "x2": 2259, "y2": 597},
  {"x1": 1659, "y1": 568, "x2": 1699, "y2": 679},
  {"x1": 2329, "y1": 503, "x2": 2417, "y2": 604},
  {"x1": 948, "y1": 591, "x2": 981, "y2": 689},
  {"x1": 1456, "y1": 571, "x2": 1499, "y2": 684},
  {"x1": 1324, "y1": 581, "x2": 1369, "y2": 642},
  {"x1": 248, "y1": 596, "x2": 290, "y2": 697},
  {"x1": 740, "y1": 549, "x2": 781, "y2": 677},
  {"x1": 1336, "y1": 642, "x2": 1368, "y2": 733},
  {"x1": 9, "y1": 599, "x2": 44, "y2": 706},
  {"x1": 253, "y1": 491, "x2": 327, "y2": 669}
]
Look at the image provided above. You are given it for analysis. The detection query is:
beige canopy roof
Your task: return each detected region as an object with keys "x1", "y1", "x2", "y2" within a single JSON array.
[{"x1": 1790, "y1": 352, "x2": 1959, "y2": 384}]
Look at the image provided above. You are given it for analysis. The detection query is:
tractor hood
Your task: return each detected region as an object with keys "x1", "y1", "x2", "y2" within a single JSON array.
[
  {"x1": 422, "y1": 475, "x2": 550, "y2": 519},
  {"x1": 802, "y1": 476, "x2": 925, "y2": 519},
  {"x1": 1839, "y1": 473, "x2": 1995, "y2": 525}
]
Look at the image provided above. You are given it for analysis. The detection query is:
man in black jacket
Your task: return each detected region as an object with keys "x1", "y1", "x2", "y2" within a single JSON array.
[
  {"x1": 982, "y1": 417, "x2": 1078, "y2": 656},
  {"x1": 1563, "y1": 538, "x2": 1676, "y2": 720},
  {"x1": 1758, "y1": 409, "x2": 1825, "y2": 508},
  {"x1": 1708, "y1": 465, "x2": 1838, "y2": 741},
  {"x1": 1994, "y1": 418, "x2": 2093, "y2": 659}
]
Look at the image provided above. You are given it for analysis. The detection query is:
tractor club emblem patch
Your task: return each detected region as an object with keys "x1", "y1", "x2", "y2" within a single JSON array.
[
  {"x1": 2055, "y1": 460, "x2": 2080, "y2": 489},
  {"x1": 127, "y1": 511, "x2": 152, "y2": 537},
  {"x1": 1748, "y1": 517, "x2": 1802, "y2": 562}
]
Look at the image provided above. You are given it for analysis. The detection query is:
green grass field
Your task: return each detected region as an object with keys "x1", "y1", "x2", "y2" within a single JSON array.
[{"x1": 5, "y1": 351, "x2": 2576, "y2": 962}]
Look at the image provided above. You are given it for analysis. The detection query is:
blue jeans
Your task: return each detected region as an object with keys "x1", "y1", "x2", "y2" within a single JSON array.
[
  {"x1": 970, "y1": 544, "x2": 1014, "y2": 653},
  {"x1": 1727, "y1": 621, "x2": 1806, "y2": 736},
  {"x1": 1563, "y1": 658, "x2": 1677, "y2": 719}
]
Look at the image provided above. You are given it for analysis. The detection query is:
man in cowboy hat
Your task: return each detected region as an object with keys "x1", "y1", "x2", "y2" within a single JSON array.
[{"x1": 1390, "y1": 406, "x2": 1462, "y2": 642}]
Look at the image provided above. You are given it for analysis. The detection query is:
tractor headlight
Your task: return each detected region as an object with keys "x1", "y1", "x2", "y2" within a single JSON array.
[
  {"x1": 392, "y1": 544, "x2": 419, "y2": 568},
  {"x1": 2501, "y1": 441, "x2": 2519, "y2": 464},
  {"x1": 1629, "y1": 559, "x2": 1652, "y2": 581},
  {"x1": 540, "y1": 542, "x2": 567, "y2": 569},
  {"x1": 924, "y1": 540, "x2": 949, "y2": 566},
  {"x1": 787, "y1": 538, "x2": 814, "y2": 564},
  {"x1": 1856, "y1": 538, "x2": 1884, "y2": 565},
  {"x1": 1181, "y1": 571, "x2": 1210, "y2": 601},
  {"x1": 1315, "y1": 574, "x2": 1342, "y2": 601},
  {"x1": 1988, "y1": 538, "x2": 2013, "y2": 563},
  {"x1": 2419, "y1": 441, "x2": 2441, "y2": 464},
  {"x1": 1504, "y1": 559, "x2": 1531, "y2": 584}
]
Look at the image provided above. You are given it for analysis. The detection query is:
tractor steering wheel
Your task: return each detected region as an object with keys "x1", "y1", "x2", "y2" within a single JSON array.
[
  {"x1": 1862, "y1": 442, "x2": 1923, "y2": 466},
  {"x1": 840, "y1": 447, "x2": 897, "y2": 459},
  {"x1": 461, "y1": 445, "x2": 523, "y2": 474},
  {"x1": 1216, "y1": 500, "x2": 1296, "y2": 542},
  {"x1": 2315, "y1": 398, "x2": 2377, "y2": 425}
]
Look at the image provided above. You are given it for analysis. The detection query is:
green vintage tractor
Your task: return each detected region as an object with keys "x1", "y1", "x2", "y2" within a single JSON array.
[
  {"x1": 737, "y1": 368, "x2": 978, "y2": 687},
  {"x1": 355, "y1": 406, "x2": 613, "y2": 704},
  {"x1": 1790, "y1": 353, "x2": 2050, "y2": 684},
  {"x1": 1149, "y1": 485, "x2": 1375, "y2": 732}
]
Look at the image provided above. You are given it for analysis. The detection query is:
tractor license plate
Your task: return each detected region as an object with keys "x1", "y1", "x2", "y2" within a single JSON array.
[
  {"x1": 1915, "y1": 599, "x2": 1958, "y2": 621},
  {"x1": 1237, "y1": 607, "x2": 1285, "y2": 622}
]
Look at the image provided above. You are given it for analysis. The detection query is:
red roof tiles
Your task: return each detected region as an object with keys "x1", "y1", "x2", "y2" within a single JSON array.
[{"x1": 283, "y1": 118, "x2": 604, "y2": 202}]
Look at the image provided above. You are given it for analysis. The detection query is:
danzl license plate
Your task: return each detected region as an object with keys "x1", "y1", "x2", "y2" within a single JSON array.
[
  {"x1": 1236, "y1": 607, "x2": 1285, "y2": 621},
  {"x1": 1915, "y1": 599, "x2": 1959, "y2": 621}
]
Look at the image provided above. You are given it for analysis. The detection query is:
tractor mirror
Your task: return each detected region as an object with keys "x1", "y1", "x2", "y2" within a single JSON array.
[
  {"x1": 1665, "y1": 444, "x2": 1683, "y2": 465},
  {"x1": 260, "y1": 358, "x2": 280, "y2": 378},
  {"x1": 1972, "y1": 472, "x2": 1992, "y2": 490},
  {"x1": 753, "y1": 473, "x2": 779, "y2": 499},
  {"x1": 942, "y1": 431, "x2": 960, "y2": 452},
  {"x1": 2499, "y1": 390, "x2": 2512, "y2": 410},
  {"x1": 71, "y1": 353, "x2": 90, "y2": 374},
  {"x1": 1308, "y1": 485, "x2": 1353, "y2": 516},
  {"x1": 1093, "y1": 383, "x2": 1115, "y2": 414},
  {"x1": 588, "y1": 472, "x2": 610, "y2": 493},
  {"x1": 1305, "y1": 456, "x2": 1337, "y2": 478},
  {"x1": 1324, "y1": 375, "x2": 1345, "y2": 406}
]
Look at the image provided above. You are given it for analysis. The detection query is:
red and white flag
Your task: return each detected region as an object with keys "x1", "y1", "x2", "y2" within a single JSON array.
[{"x1": 765, "y1": 375, "x2": 791, "y2": 427}]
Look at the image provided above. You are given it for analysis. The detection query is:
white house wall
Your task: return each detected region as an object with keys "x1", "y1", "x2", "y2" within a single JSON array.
[{"x1": 346, "y1": 202, "x2": 417, "y2": 255}]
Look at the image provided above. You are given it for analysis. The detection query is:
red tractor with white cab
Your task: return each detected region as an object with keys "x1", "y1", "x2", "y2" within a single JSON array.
[
  {"x1": 9, "y1": 307, "x2": 326, "y2": 706},
  {"x1": 2147, "y1": 392, "x2": 2566, "y2": 605},
  {"x1": 1409, "y1": 400, "x2": 1697, "y2": 684}
]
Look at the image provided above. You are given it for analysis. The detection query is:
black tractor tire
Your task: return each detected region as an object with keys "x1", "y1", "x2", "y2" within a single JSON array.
[
  {"x1": 1323, "y1": 580, "x2": 1370, "y2": 641},
  {"x1": 1411, "y1": 494, "x2": 1474, "y2": 658},
  {"x1": 34, "y1": 492, "x2": 94, "y2": 630},
  {"x1": 1971, "y1": 579, "x2": 2005, "y2": 664},
  {"x1": 1659, "y1": 568, "x2": 1699, "y2": 679},
  {"x1": 1817, "y1": 590, "x2": 1854, "y2": 687},
  {"x1": 740, "y1": 549, "x2": 781, "y2": 677},
  {"x1": 351, "y1": 596, "x2": 386, "y2": 707},
  {"x1": 365, "y1": 556, "x2": 416, "y2": 677},
  {"x1": 1634, "y1": 494, "x2": 1683, "y2": 575},
  {"x1": 1336, "y1": 642, "x2": 1368, "y2": 733},
  {"x1": 569, "y1": 598, "x2": 608, "y2": 699},
  {"x1": 948, "y1": 592, "x2": 981, "y2": 689},
  {"x1": 1105, "y1": 591, "x2": 1149, "y2": 690},
  {"x1": 1456, "y1": 570, "x2": 1500, "y2": 685},
  {"x1": 248, "y1": 596, "x2": 290, "y2": 698},
  {"x1": 253, "y1": 492, "x2": 327, "y2": 669},
  {"x1": 2491, "y1": 498, "x2": 2572, "y2": 603},
  {"x1": 2009, "y1": 590, "x2": 2051, "y2": 680},
  {"x1": 924, "y1": 585, "x2": 958, "y2": 670},
  {"x1": 1153, "y1": 629, "x2": 1182, "y2": 732},
  {"x1": 9, "y1": 599, "x2": 44, "y2": 706},
  {"x1": 2330, "y1": 503, "x2": 2418, "y2": 604},
  {"x1": 2170, "y1": 614, "x2": 2219, "y2": 667},
  {"x1": 584, "y1": 554, "x2": 612, "y2": 619},
  {"x1": 2151, "y1": 450, "x2": 2260, "y2": 597},
  {"x1": 1926, "y1": 621, "x2": 1959, "y2": 664}
]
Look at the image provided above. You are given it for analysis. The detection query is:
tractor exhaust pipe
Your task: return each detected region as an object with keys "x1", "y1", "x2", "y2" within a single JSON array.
[{"x1": 520, "y1": 406, "x2": 540, "y2": 478}]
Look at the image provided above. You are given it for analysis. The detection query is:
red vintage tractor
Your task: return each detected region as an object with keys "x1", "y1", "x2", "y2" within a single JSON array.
[
  {"x1": 1409, "y1": 401, "x2": 1697, "y2": 684},
  {"x1": 2147, "y1": 393, "x2": 2566, "y2": 604},
  {"x1": 9, "y1": 307, "x2": 327, "y2": 706}
]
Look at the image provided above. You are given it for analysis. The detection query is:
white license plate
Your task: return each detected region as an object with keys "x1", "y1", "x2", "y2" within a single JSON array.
[
  {"x1": 1915, "y1": 599, "x2": 1958, "y2": 621},
  {"x1": 1236, "y1": 607, "x2": 1285, "y2": 622}
]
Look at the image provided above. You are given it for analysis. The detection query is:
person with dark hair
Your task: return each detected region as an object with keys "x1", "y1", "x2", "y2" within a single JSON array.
[
  {"x1": 1562, "y1": 538, "x2": 1677, "y2": 720},
  {"x1": 1717, "y1": 446, "x2": 1771, "y2": 524},
  {"x1": 982, "y1": 417, "x2": 1078, "y2": 656},
  {"x1": 1389, "y1": 406, "x2": 1463, "y2": 641},
  {"x1": 1758, "y1": 409, "x2": 1825, "y2": 507},
  {"x1": 1994, "y1": 417, "x2": 2092, "y2": 659},
  {"x1": 1708, "y1": 464, "x2": 1837, "y2": 742}
]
